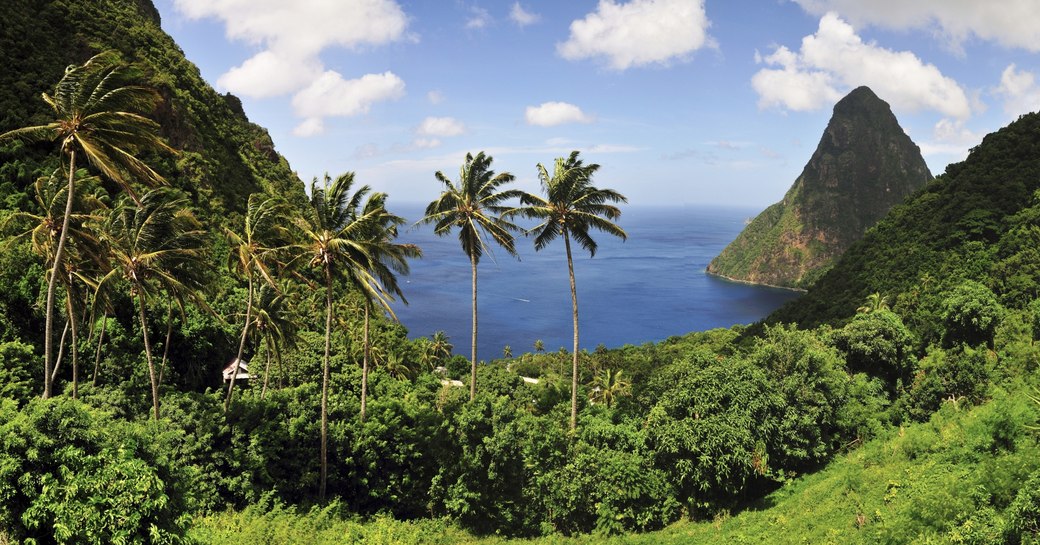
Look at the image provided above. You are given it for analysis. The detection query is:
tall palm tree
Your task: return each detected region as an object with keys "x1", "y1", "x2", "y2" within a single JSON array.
[
  {"x1": 418, "y1": 152, "x2": 522, "y2": 400},
  {"x1": 94, "y1": 188, "x2": 208, "y2": 420},
  {"x1": 513, "y1": 151, "x2": 627, "y2": 431},
  {"x1": 295, "y1": 172, "x2": 404, "y2": 501},
  {"x1": 354, "y1": 191, "x2": 420, "y2": 421},
  {"x1": 223, "y1": 193, "x2": 293, "y2": 410},
  {"x1": 2, "y1": 169, "x2": 107, "y2": 398},
  {"x1": 0, "y1": 52, "x2": 171, "y2": 398}
]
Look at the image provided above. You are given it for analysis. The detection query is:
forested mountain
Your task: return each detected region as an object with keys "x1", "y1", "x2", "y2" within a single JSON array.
[
  {"x1": 770, "y1": 108, "x2": 1040, "y2": 335},
  {"x1": 707, "y1": 87, "x2": 932, "y2": 288},
  {"x1": 0, "y1": 0, "x2": 308, "y2": 223}
]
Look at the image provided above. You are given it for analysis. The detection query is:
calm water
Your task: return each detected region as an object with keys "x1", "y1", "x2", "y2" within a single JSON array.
[{"x1": 390, "y1": 205, "x2": 802, "y2": 360}]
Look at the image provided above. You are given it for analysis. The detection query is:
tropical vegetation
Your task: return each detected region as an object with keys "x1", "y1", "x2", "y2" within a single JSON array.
[{"x1": 1, "y1": 3, "x2": 1040, "y2": 545}]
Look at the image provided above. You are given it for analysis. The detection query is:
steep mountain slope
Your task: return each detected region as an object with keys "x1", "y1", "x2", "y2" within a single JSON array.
[
  {"x1": 0, "y1": 0, "x2": 307, "y2": 223},
  {"x1": 707, "y1": 87, "x2": 932, "y2": 288},
  {"x1": 769, "y1": 109, "x2": 1040, "y2": 330}
]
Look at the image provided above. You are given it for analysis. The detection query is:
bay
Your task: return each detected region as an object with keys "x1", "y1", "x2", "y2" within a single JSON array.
[{"x1": 389, "y1": 205, "x2": 802, "y2": 361}]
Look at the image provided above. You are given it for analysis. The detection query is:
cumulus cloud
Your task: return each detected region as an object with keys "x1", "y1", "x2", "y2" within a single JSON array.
[
  {"x1": 292, "y1": 117, "x2": 325, "y2": 138},
  {"x1": 751, "y1": 13, "x2": 971, "y2": 118},
  {"x1": 466, "y1": 6, "x2": 492, "y2": 29},
  {"x1": 525, "y1": 102, "x2": 594, "y2": 127},
  {"x1": 791, "y1": 0, "x2": 1040, "y2": 52},
  {"x1": 557, "y1": 0, "x2": 712, "y2": 70},
  {"x1": 290, "y1": 71, "x2": 405, "y2": 136},
  {"x1": 427, "y1": 90, "x2": 444, "y2": 105},
  {"x1": 173, "y1": 0, "x2": 410, "y2": 97},
  {"x1": 996, "y1": 64, "x2": 1040, "y2": 117},
  {"x1": 510, "y1": 3, "x2": 540, "y2": 26},
  {"x1": 417, "y1": 117, "x2": 466, "y2": 137}
]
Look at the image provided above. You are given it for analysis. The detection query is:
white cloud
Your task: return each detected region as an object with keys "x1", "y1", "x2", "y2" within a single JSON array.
[
  {"x1": 466, "y1": 6, "x2": 492, "y2": 29},
  {"x1": 217, "y1": 51, "x2": 323, "y2": 99},
  {"x1": 525, "y1": 102, "x2": 594, "y2": 127},
  {"x1": 751, "y1": 13, "x2": 971, "y2": 118},
  {"x1": 510, "y1": 3, "x2": 540, "y2": 26},
  {"x1": 292, "y1": 117, "x2": 325, "y2": 137},
  {"x1": 558, "y1": 0, "x2": 712, "y2": 70},
  {"x1": 427, "y1": 90, "x2": 444, "y2": 105},
  {"x1": 290, "y1": 71, "x2": 405, "y2": 136},
  {"x1": 417, "y1": 117, "x2": 466, "y2": 137},
  {"x1": 791, "y1": 0, "x2": 1040, "y2": 52},
  {"x1": 172, "y1": 0, "x2": 410, "y2": 97},
  {"x1": 996, "y1": 64, "x2": 1040, "y2": 117}
]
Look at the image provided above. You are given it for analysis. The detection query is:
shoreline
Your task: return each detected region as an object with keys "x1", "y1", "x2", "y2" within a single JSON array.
[{"x1": 703, "y1": 269, "x2": 809, "y2": 293}]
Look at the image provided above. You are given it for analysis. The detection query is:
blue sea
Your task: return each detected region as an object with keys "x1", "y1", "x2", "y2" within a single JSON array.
[{"x1": 389, "y1": 205, "x2": 802, "y2": 360}]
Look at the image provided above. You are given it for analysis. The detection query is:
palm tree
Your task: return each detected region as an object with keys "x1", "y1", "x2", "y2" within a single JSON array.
[
  {"x1": 0, "y1": 52, "x2": 171, "y2": 398},
  {"x1": 94, "y1": 188, "x2": 208, "y2": 420},
  {"x1": 295, "y1": 172, "x2": 406, "y2": 501},
  {"x1": 429, "y1": 331, "x2": 453, "y2": 364},
  {"x1": 2, "y1": 169, "x2": 107, "y2": 398},
  {"x1": 251, "y1": 282, "x2": 299, "y2": 400},
  {"x1": 589, "y1": 368, "x2": 631, "y2": 408},
  {"x1": 857, "y1": 292, "x2": 890, "y2": 314},
  {"x1": 513, "y1": 151, "x2": 627, "y2": 431},
  {"x1": 418, "y1": 152, "x2": 522, "y2": 400},
  {"x1": 354, "y1": 192, "x2": 420, "y2": 421},
  {"x1": 223, "y1": 193, "x2": 293, "y2": 410}
]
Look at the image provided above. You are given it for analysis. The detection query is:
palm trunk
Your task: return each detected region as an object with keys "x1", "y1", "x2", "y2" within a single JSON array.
[
  {"x1": 67, "y1": 296, "x2": 79, "y2": 400},
  {"x1": 276, "y1": 342, "x2": 285, "y2": 389},
  {"x1": 564, "y1": 233, "x2": 579, "y2": 432},
  {"x1": 260, "y1": 336, "x2": 272, "y2": 400},
  {"x1": 320, "y1": 268, "x2": 332, "y2": 502},
  {"x1": 91, "y1": 312, "x2": 107, "y2": 387},
  {"x1": 158, "y1": 299, "x2": 174, "y2": 388},
  {"x1": 43, "y1": 149, "x2": 77, "y2": 398},
  {"x1": 470, "y1": 251, "x2": 478, "y2": 401},
  {"x1": 51, "y1": 318, "x2": 70, "y2": 383},
  {"x1": 361, "y1": 303, "x2": 370, "y2": 421},
  {"x1": 137, "y1": 294, "x2": 160, "y2": 420},
  {"x1": 225, "y1": 274, "x2": 254, "y2": 411}
]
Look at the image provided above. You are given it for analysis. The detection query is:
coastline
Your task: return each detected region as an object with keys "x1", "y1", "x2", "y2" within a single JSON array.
[{"x1": 703, "y1": 269, "x2": 809, "y2": 293}]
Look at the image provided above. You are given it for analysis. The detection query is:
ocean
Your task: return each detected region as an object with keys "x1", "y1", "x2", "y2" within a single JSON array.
[{"x1": 389, "y1": 205, "x2": 802, "y2": 360}]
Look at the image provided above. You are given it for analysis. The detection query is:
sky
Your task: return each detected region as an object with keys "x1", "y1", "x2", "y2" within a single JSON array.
[{"x1": 154, "y1": 0, "x2": 1040, "y2": 208}]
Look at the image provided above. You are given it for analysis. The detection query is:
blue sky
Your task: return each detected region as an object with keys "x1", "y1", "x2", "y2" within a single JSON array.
[{"x1": 155, "y1": 0, "x2": 1040, "y2": 207}]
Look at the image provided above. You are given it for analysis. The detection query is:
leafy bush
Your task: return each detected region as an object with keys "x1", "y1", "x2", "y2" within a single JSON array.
[
  {"x1": 907, "y1": 345, "x2": 992, "y2": 421},
  {"x1": 942, "y1": 280, "x2": 1005, "y2": 348},
  {"x1": 0, "y1": 397, "x2": 192, "y2": 544}
]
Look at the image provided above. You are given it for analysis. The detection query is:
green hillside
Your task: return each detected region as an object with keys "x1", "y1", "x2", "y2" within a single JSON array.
[{"x1": 0, "y1": 0, "x2": 308, "y2": 223}]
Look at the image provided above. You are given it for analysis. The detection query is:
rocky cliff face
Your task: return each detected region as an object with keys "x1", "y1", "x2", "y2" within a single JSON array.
[{"x1": 707, "y1": 86, "x2": 932, "y2": 289}]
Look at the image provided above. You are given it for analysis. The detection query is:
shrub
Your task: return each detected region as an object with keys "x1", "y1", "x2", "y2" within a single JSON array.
[{"x1": 0, "y1": 397, "x2": 192, "y2": 544}]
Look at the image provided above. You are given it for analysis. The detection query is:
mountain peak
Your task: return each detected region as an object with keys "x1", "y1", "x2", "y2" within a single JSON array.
[{"x1": 706, "y1": 87, "x2": 932, "y2": 289}]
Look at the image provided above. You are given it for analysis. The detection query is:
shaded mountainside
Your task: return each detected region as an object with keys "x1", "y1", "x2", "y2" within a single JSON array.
[
  {"x1": 707, "y1": 87, "x2": 932, "y2": 289},
  {"x1": 0, "y1": 0, "x2": 308, "y2": 224},
  {"x1": 770, "y1": 108, "x2": 1040, "y2": 331}
]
